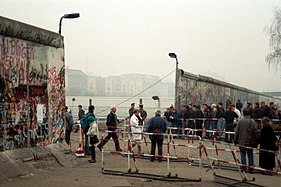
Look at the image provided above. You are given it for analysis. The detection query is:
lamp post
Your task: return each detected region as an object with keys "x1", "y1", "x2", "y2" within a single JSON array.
[
  {"x1": 152, "y1": 96, "x2": 160, "y2": 109},
  {"x1": 169, "y1": 53, "x2": 179, "y2": 110},
  {"x1": 59, "y1": 13, "x2": 80, "y2": 35}
]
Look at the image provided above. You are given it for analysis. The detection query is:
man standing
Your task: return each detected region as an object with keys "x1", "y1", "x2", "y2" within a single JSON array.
[
  {"x1": 139, "y1": 104, "x2": 147, "y2": 122},
  {"x1": 216, "y1": 102, "x2": 225, "y2": 139},
  {"x1": 253, "y1": 102, "x2": 264, "y2": 129},
  {"x1": 65, "y1": 106, "x2": 74, "y2": 145},
  {"x1": 97, "y1": 106, "x2": 122, "y2": 151},
  {"x1": 234, "y1": 109, "x2": 258, "y2": 173},
  {"x1": 83, "y1": 105, "x2": 95, "y2": 155},
  {"x1": 224, "y1": 105, "x2": 238, "y2": 143},
  {"x1": 236, "y1": 99, "x2": 243, "y2": 112},
  {"x1": 128, "y1": 103, "x2": 135, "y2": 118},
  {"x1": 147, "y1": 109, "x2": 167, "y2": 162},
  {"x1": 78, "y1": 105, "x2": 85, "y2": 120}
]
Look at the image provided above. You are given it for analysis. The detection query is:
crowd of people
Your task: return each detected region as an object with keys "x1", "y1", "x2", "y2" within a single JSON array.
[{"x1": 63, "y1": 100, "x2": 280, "y2": 175}]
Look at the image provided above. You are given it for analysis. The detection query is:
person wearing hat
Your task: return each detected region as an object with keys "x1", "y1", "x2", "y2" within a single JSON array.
[
  {"x1": 128, "y1": 103, "x2": 135, "y2": 118},
  {"x1": 139, "y1": 104, "x2": 147, "y2": 122},
  {"x1": 86, "y1": 116, "x2": 99, "y2": 163}
]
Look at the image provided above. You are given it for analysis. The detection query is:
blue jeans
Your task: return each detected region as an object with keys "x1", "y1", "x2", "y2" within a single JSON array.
[
  {"x1": 217, "y1": 119, "x2": 224, "y2": 137},
  {"x1": 204, "y1": 120, "x2": 211, "y2": 137},
  {"x1": 84, "y1": 134, "x2": 91, "y2": 155},
  {"x1": 240, "y1": 148, "x2": 254, "y2": 173}
]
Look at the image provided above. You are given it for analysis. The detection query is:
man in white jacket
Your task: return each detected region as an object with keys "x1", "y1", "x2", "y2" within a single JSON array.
[{"x1": 130, "y1": 109, "x2": 143, "y2": 154}]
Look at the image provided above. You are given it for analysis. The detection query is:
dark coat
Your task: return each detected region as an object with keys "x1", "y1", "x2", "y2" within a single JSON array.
[
  {"x1": 106, "y1": 112, "x2": 118, "y2": 131},
  {"x1": 147, "y1": 114, "x2": 167, "y2": 139},
  {"x1": 259, "y1": 125, "x2": 277, "y2": 169}
]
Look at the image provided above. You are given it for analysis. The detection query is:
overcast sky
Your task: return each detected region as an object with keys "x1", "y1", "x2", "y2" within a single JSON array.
[{"x1": 1, "y1": 0, "x2": 281, "y2": 92}]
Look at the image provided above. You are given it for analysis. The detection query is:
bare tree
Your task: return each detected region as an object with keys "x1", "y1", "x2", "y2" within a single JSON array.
[{"x1": 266, "y1": 7, "x2": 281, "y2": 70}]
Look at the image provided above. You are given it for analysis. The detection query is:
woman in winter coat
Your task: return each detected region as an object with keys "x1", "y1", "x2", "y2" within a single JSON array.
[
  {"x1": 130, "y1": 109, "x2": 143, "y2": 153},
  {"x1": 259, "y1": 117, "x2": 278, "y2": 175},
  {"x1": 86, "y1": 116, "x2": 99, "y2": 163}
]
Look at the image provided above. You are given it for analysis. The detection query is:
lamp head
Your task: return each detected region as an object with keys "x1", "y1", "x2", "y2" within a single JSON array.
[
  {"x1": 169, "y1": 53, "x2": 177, "y2": 59},
  {"x1": 63, "y1": 13, "x2": 80, "y2": 19}
]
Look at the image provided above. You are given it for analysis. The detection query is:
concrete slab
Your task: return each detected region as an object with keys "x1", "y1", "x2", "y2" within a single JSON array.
[
  {"x1": 5, "y1": 148, "x2": 34, "y2": 161},
  {"x1": 30, "y1": 146, "x2": 52, "y2": 160},
  {"x1": 52, "y1": 151, "x2": 78, "y2": 168},
  {"x1": 47, "y1": 143, "x2": 69, "y2": 152},
  {"x1": 0, "y1": 152, "x2": 28, "y2": 181}
]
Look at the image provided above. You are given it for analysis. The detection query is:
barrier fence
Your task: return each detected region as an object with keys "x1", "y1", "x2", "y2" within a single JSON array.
[{"x1": 72, "y1": 117, "x2": 281, "y2": 185}]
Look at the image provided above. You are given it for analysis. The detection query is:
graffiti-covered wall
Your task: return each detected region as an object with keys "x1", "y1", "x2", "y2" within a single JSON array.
[
  {"x1": 175, "y1": 69, "x2": 281, "y2": 109},
  {"x1": 0, "y1": 16, "x2": 65, "y2": 150}
]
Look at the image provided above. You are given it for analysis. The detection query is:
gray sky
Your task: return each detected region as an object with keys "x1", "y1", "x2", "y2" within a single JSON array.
[{"x1": 1, "y1": 0, "x2": 281, "y2": 92}]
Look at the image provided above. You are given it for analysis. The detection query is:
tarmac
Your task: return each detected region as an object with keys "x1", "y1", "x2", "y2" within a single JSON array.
[{"x1": 0, "y1": 134, "x2": 280, "y2": 187}]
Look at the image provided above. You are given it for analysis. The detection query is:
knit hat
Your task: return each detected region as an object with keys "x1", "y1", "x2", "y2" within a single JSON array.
[{"x1": 88, "y1": 116, "x2": 95, "y2": 122}]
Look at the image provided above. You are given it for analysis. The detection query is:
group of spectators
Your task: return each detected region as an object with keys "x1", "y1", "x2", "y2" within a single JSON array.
[
  {"x1": 63, "y1": 101, "x2": 280, "y2": 174},
  {"x1": 163, "y1": 100, "x2": 280, "y2": 141}
]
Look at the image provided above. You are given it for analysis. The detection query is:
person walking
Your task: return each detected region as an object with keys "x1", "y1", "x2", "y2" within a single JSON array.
[
  {"x1": 259, "y1": 117, "x2": 278, "y2": 175},
  {"x1": 86, "y1": 116, "x2": 99, "y2": 163},
  {"x1": 234, "y1": 109, "x2": 258, "y2": 173},
  {"x1": 130, "y1": 109, "x2": 143, "y2": 153},
  {"x1": 97, "y1": 106, "x2": 122, "y2": 151},
  {"x1": 65, "y1": 106, "x2": 74, "y2": 145},
  {"x1": 147, "y1": 109, "x2": 167, "y2": 162}
]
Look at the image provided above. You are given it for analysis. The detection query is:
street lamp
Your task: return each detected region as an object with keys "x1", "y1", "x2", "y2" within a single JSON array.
[
  {"x1": 169, "y1": 52, "x2": 180, "y2": 110},
  {"x1": 59, "y1": 13, "x2": 80, "y2": 35},
  {"x1": 152, "y1": 96, "x2": 160, "y2": 109},
  {"x1": 169, "y1": 53, "x2": 179, "y2": 70}
]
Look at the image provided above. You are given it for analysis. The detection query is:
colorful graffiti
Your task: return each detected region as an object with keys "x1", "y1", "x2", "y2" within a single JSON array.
[
  {"x1": 0, "y1": 32, "x2": 64, "y2": 151},
  {"x1": 176, "y1": 69, "x2": 281, "y2": 109}
]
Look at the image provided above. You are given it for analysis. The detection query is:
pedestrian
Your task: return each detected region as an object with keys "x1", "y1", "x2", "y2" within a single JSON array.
[
  {"x1": 128, "y1": 103, "x2": 135, "y2": 118},
  {"x1": 224, "y1": 105, "x2": 238, "y2": 143},
  {"x1": 65, "y1": 106, "x2": 74, "y2": 145},
  {"x1": 83, "y1": 105, "x2": 96, "y2": 155},
  {"x1": 78, "y1": 105, "x2": 85, "y2": 120},
  {"x1": 97, "y1": 106, "x2": 122, "y2": 152},
  {"x1": 194, "y1": 105, "x2": 204, "y2": 138},
  {"x1": 253, "y1": 102, "x2": 264, "y2": 129},
  {"x1": 216, "y1": 102, "x2": 225, "y2": 139},
  {"x1": 139, "y1": 104, "x2": 147, "y2": 122},
  {"x1": 259, "y1": 117, "x2": 278, "y2": 175},
  {"x1": 169, "y1": 107, "x2": 181, "y2": 138},
  {"x1": 130, "y1": 109, "x2": 143, "y2": 153},
  {"x1": 234, "y1": 109, "x2": 258, "y2": 173},
  {"x1": 86, "y1": 116, "x2": 99, "y2": 163},
  {"x1": 203, "y1": 103, "x2": 211, "y2": 138},
  {"x1": 236, "y1": 99, "x2": 243, "y2": 112},
  {"x1": 147, "y1": 109, "x2": 167, "y2": 162}
]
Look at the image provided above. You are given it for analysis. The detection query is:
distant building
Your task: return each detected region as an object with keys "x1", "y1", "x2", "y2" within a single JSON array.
[
  {"x1": 65, "y1": 69, "x2": 174, "y2": 97},
  {"x1": 65, "y1": 68, "x2": 88, "y2": 95}
]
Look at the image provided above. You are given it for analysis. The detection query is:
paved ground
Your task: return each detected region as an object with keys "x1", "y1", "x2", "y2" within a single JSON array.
[{"x1": 1, "y1": 131, "x2": 281, "y2": 187}]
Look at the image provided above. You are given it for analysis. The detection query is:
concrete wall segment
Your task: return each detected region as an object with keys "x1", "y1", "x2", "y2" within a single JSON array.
[{"x1": 0, "y1": 16, "x2": 63, "y2": 48}]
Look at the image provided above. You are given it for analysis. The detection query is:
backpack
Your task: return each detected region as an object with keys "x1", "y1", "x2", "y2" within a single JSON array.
[{"x1": 80, "y1": 113, "x2": 94, "y2": 131}]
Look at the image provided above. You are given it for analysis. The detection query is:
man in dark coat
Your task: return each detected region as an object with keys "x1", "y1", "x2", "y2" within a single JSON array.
[
  {"x1": 147, "y1": 109, "x2": 167, "y2": 162},
  {"x1": 97, "y1": 106, "x2": 122, "y2": 152},
  {"x1": 224, "y1": 105, "x2": 238, "y2": 143}
]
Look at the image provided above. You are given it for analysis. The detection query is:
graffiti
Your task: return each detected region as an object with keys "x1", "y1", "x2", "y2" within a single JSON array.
[
  {"x1": 28, "y1": 62, "x2": 48, "y2": 85},
  {"x1": 177, "y1": 69, "x2": 281, "y2": 109},
  {"x1": 0, "y1": 17, "x2": 65, "y2": 151}
]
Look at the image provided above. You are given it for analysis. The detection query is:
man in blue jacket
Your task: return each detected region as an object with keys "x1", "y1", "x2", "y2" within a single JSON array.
[{"x1": 147, "y1": 109, "x2": 167, "y2": 162}]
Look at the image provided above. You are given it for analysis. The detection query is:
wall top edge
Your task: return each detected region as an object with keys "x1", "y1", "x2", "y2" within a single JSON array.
[{"x1": 0, "y1": 16, "x2": 64, "y2": 48}]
